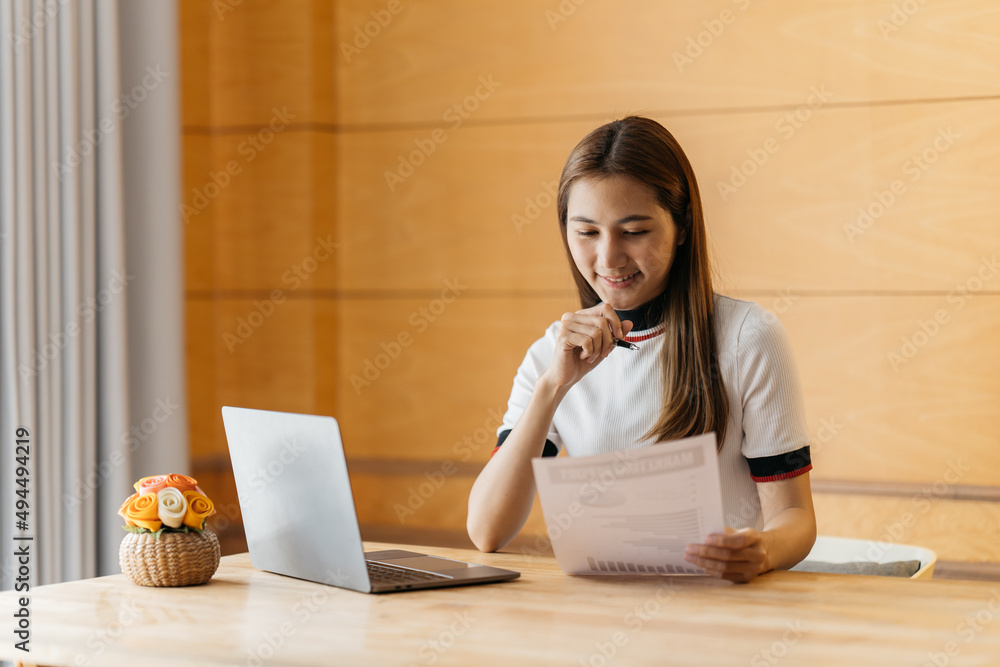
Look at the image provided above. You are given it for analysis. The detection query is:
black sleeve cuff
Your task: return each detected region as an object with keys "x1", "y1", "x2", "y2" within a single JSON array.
[
  {"x1": 745, "y1": 445, "x2": 812, "y2": 482},
  {"x1": 492, "y1": 428, "x2": 559, "y2": 458}
]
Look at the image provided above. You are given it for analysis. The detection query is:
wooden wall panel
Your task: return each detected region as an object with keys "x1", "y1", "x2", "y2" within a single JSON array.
[
  {"x1": 335, "y1": 0, "x2": 1000, "y2": 125},
  {"x1": 349, "y1": 471, "x2": 549, "y2": 542},
  {"x1": 181, "y1": 1, "x2": 339, "y2": 554},
  {"x1": 351, "y1": 478, "x2": 1000, "y2": 563},
  {"x1": 182, "y1": 1, "x2": 1000, "y2": 562},
  {"x1": 186, "y1": 295, "x2": 338, "y2": 551},
  {"x1": 813, "y1": 493, "x2": 1000, "y2": 563},
  {"x1": 784, "y1": 296, "x2": 1000, "y2": 486},
  {"x1": 184, "y1": 131, "x2": 337, "y2": 292},
  {"x1": 186, "y1": 300, "x2": 220, "y2": 478},
  {"x1": 335, "y1": 297, "x2": 576, "y2": 460},
  {"x1": 182, "y1": 134, "x2": 216, "y2": 291},
  {"x1": 178, "y1": 0, "x2": 211, "y2": 128},
  {"x1": 337, "y1": 123, "x2": 573, "y2": 292},
  {"x1": 337, "y1": 100, "x2": 1000, "y2": 293},
  {"x1": 187, "y1": 297, "x2": 337, "y2": 456},
  {"x1": 334, "y1": 294, "x2": 1000, "y2": 484},
  {"x1": 696, "y1": 100, "x2": 1000, "y2": 294},
  {"x1": 181, "y1": 0, "x2": 334, "y2": 127}
]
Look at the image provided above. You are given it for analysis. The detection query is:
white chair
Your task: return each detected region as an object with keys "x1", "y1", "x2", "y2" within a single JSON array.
[{"x1": 792, "y1": 535, "x2": 937, "y2": 579}]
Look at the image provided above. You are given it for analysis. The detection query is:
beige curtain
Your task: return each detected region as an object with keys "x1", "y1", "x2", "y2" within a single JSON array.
[{"x1": 0, "y1": 0, "x2": 186, "y2": 588}]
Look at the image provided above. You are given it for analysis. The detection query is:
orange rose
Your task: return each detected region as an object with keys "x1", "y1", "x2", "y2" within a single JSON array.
[
  {"x1": 122, "y1": 492, "x2": 162, "y2": 532},
  {"x1": 134, "y1": 475, "x2": 168, "y2": 496},
  {"x1": 182, "y1": 490, "x2": 216, "y2": 530},
  {"x1": 117, "y1": 492, "x2": 140, "y2": 525},
  {"x1": 164, "y1": 474, "x2": 198, "y2": 494}
]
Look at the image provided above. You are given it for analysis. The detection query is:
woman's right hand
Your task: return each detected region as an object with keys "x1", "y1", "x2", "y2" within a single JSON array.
[{"x1": 541, "y1": 303, "x2": 634, "y2": 390}]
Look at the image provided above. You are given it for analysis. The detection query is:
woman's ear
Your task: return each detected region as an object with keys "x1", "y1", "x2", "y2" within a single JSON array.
[
  {"x1": 678, "y1": 204, "x2": 691, "y2": 246},
  {"x1": 677, "y1": 226, "x2": 688, "y2": 246}
]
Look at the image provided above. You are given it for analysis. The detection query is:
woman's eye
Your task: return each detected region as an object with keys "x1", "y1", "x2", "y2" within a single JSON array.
[{"x1": 574, "y1": 229, "x2": 648, "y2": 238}]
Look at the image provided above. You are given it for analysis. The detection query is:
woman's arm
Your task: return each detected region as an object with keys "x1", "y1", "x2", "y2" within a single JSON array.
[
  {"x1": 683, "y1": 473, "x2": 816, "y2": 582},
  {"x1": 466, "y1": 374, "x2": 569, "y2": 553},
  {"x1": 757, "y1": 472, "x2": 817, "y2": 570},
  {"x1": 467, "y1": 304, "x2": 632, "y2": 553}
]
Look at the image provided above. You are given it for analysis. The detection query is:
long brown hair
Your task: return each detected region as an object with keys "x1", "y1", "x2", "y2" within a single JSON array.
[{"x1": 556, "y1": 116, "x2": 729, "y2": 448}]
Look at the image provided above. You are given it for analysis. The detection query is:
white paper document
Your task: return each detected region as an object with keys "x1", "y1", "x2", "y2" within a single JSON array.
[{"x1": 531, "y1": 433, "x2": 725, "y2": 575}]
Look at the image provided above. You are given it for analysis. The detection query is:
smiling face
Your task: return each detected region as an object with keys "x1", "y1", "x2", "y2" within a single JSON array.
[{"x1": 565, "y1": 174, "x2": 684, "y2": 311}]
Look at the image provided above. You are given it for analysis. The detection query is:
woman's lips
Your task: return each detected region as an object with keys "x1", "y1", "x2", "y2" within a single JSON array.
[{"x1": 599, "y1": 270, "x2": 640, "y2": 289}]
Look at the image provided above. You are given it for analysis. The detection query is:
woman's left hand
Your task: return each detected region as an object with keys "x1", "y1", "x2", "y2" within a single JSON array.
[{"x1": 684, "y1": 527, "x2": 768, "y2": 583}]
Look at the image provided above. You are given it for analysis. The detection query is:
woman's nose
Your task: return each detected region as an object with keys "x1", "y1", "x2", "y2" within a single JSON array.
[{"x1": 597, "y1": 237, "x2": 627, "y2": 269}]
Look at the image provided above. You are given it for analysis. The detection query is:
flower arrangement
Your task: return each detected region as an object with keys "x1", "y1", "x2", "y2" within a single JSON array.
[
  {"x1": 118, "y1": 474, "x2": 221, "y2": 587},
  {"x1": 118, "y1": 474, "x2": 217, "y2": 538}
]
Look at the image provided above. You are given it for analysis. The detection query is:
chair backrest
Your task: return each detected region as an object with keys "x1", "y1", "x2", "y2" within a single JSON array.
[{"x1": 797, "y1": 535, "x2": 937, "y2": 579}]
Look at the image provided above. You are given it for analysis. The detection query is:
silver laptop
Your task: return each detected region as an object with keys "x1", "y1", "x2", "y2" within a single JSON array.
[{"x1": 221, "y1": 406, "x2": 520, "y2": 593}]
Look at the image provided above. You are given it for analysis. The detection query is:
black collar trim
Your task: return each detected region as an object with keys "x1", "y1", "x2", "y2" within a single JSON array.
[{"x1": 611, "y1": 293, "x2": 665, "y2": 333}]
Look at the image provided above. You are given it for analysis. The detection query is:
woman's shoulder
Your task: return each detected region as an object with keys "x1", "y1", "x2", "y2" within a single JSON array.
[{"x1": 712, "y1": 293, "x2": 792, "y2": 350}]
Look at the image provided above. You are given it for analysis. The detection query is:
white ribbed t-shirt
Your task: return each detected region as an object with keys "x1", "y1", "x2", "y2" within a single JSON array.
[{"x1": 496, "y1": 293, "x2": 811, "y2": 530}]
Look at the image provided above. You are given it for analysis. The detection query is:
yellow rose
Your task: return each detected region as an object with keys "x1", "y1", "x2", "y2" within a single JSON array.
[
  {"x1": 117, "y1": 492, "x2": 139, "y2": 526},
  {"x1": 182, "y1": 490, "x2": 216, "y2": 530},
  {"x1": 122, "y1": 492, "x2": 162, "y2": 532}
]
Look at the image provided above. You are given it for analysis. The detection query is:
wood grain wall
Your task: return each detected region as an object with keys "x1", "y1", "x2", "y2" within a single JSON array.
[{"x1": 181, "y1": 1, "x2": 1000, "y2": 563}]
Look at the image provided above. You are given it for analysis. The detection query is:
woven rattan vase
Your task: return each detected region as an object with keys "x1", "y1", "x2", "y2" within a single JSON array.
[{"x1": 119, "y1": 528, "x2": 220, "y2": 587}]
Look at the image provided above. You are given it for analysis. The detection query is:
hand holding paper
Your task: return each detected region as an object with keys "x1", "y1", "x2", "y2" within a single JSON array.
[
  {"x1": 684, "y1": 526, "x2": 768, "y2": 582},
  {"x1": 531, "y1": 433, "x2": 726, "y2": 576}
]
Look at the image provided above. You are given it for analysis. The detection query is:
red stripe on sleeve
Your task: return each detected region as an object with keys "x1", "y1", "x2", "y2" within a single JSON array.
[{"x1": 751, "y1": 464, "x2": 812, "y2": 483}]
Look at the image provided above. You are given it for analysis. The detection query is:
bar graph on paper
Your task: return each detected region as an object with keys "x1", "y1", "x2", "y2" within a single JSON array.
[
  {"x1": 531, "y1": 434, "x2": 726, "y2": 575},
  {"x1": 584, "y1": 508, "x2": 705, "y2": 574}
]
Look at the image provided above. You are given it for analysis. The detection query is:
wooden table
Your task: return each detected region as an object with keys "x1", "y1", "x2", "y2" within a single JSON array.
[{"x1": 2, "y1": 542, "x2": 999, "y2": 666}]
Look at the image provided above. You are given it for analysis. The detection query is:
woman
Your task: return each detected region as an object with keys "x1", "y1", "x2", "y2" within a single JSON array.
[{"x1": 467, "y1": 116, "x2": 816, "y2": 583}]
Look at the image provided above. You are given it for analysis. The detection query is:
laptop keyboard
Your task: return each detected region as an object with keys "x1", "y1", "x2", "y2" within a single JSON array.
[{"x1": 366, "y1": 560, "x2": 453, "y2": 584}]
